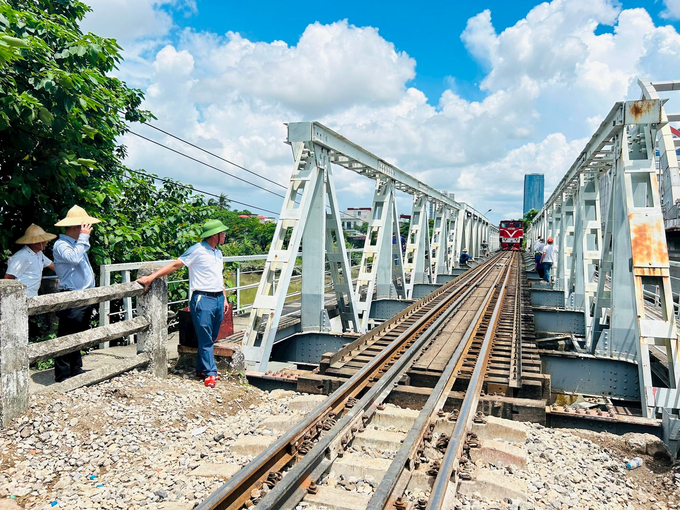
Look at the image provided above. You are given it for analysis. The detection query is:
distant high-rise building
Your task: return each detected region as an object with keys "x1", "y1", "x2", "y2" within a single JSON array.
[{"x1": 523, "y1": 174, "x2": 544, "y2": 214}]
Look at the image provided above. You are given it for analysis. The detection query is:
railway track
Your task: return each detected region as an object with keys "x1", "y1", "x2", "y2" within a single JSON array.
[{"x1": 198, "y1": 252, "x2": 522, "y2": 510}]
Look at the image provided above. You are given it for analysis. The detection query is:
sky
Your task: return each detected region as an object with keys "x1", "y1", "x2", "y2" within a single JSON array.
[{"x1": 81, "y1": 0, "x2": 680, "y2": 224}]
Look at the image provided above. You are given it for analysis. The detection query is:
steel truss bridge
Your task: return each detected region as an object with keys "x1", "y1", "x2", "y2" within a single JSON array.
[
  {"x1": 242, "y1": 122, "x2": 497, "y2": 371},
  {"x1": 528, "y1": 79, "x2": 680, "y2": 445},
  {"x1": 190, "y1": 78, "x2": 680, "y2": 509}
]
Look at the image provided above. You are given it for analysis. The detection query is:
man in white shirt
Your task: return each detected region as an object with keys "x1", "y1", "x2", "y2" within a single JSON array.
[
  {"x1": 540, "y1": 237, "x2": 558, "y2": 283},
  {"x1": 137, "y1": 219, "x2": 228, "y2": 388},
  {"x1": 4, "y1": 224, "x2": 57, "y2": 297},
  {"x1": 533, "y1": 237, "x2": 545, "y2": 278}
]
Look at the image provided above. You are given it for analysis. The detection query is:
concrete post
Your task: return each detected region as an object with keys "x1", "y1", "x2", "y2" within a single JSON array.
[
  {"x1": 136, "y1": 265, "x2": 168, "y2": 378},
  {"x1": 0, "y1": 280, "x2": 29, "y2": 427}
]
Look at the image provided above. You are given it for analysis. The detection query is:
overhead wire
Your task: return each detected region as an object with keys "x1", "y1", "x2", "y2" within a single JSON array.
[
  {"x1": 127, "y1": 130, "x2": 287, "y2": 200},
  {"x1": 142, "y1": 122, "x2": 288, "y2": 191},
  {"x1": 123, "y1": 167, "x2": 280, "y2": 216}
]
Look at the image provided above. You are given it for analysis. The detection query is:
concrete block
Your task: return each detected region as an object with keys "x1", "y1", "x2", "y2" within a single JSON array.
[
  {"x1": 190, "y1": 462, "x2": 241, "y2": 479},
  {"x1": 371, "y1": 407, "x2": 419, "y2": 430},
  {"x1": 433, "y1": 417, "x2": 455, "y2": 436},
  {"x1": 288, "y1": 394, "x2": 328, "y2": 413},
  {"x1": 157, "y1": 504, "x2": 195, "y2": 510},
  {"x1": 258, "y1": 414, "x2": 302, "y2": 434},
  {"x1": 0, "y1": 280, "x2": 29, "y2": 427},
  {"x1": 472, "y1": 415, "x2": 527, "y2": 444},
  {"x1": 231, "y1": 435, "x2": 277, "y2": 457},
  {"x1": 334, "y1": 453, "x2": 392, "y2": 482},
  {"x1": 304, "y1": 486, "x2": 371, "y2": 510},
  {"x1": 469, "y1": 439, "x2": 527, "y2": 468},
  {"x1": 353, "y1": 429, "x2": 406, "y2": 452},
  {"x1": 458, "y1": 467, "x2": 527, "y2": 501},
  {"x1": 406, "y1": 466, "x2": 435, "y2": 492},
  {"x1": 137, "y1": 266, "x2": 168, "y2": 378}
]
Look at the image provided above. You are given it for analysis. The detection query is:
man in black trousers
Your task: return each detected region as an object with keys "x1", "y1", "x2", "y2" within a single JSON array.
[{"x1": 52, "y1": 205, "x2": 102, "y2": 382}]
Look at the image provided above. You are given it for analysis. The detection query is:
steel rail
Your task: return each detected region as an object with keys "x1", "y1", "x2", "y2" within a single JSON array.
[
  {"x1": 197, "y1": 260, "x2": 500, "y2": 510},
  {"x1": 253, "y1": 260, "x2": 507, "y2": 510},
  {"x1": 366, "y1": 254, "x2": 512, "y2": 510},
  {"x1": 426, "y1": 253, "x2": 514, "y2": 510},
  {"x1": 509, "y1": 255, "x2": 523, "y2": 388},
  {"x1": 326, "y1": 255, "x2": 498, "y2": 369}
]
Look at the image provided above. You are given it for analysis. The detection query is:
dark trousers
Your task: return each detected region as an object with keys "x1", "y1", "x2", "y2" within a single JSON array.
[
  {"x1": 190, "y1": 293, "x2": 224, "y2": 377},
  {"x1": 55, "y1": 306, "x2": 91, "y2": 382}
]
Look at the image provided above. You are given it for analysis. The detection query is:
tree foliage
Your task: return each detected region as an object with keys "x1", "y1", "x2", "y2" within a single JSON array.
[
  {"x1": 92, "y1": 172, "x2": 212, "y2": 267},
  {"x1": 0, "y1": 0, "x2": 280, "y2": 281},
  {"x1": 523, "y1": 208, "x2": 540, "y2": 231},
  {"x1": 0, "y1": 0, "x2": 152, "y2": 261}
]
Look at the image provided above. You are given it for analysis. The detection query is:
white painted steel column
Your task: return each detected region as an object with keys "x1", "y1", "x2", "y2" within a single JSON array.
[
  {"x1": 431, "y1": 205, "x2": 451, "y2": 281},
  {"x1": 569, "y1": 173, "x2": 602, "y2": 336},
  {"x1": 404, "y1": 195, "x2": 431, "y2": 298}
]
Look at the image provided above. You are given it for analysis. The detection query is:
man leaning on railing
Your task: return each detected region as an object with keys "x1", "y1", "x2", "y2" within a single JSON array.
[{"x1": 137, "y1": 219, "x2": 229, "y2": 388}]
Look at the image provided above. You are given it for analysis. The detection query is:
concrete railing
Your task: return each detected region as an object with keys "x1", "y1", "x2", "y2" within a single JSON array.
[{"x1": 0, "y1": 265, "x2": 168, "y2": 427}]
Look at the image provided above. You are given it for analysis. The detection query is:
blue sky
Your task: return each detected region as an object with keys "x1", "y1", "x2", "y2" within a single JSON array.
[
  {"x1": 164, "y1": 0, "x2": 679, "y2": 104},
  {"x1": 82, "y1": 0, "x2": 680, "y2": 222}
]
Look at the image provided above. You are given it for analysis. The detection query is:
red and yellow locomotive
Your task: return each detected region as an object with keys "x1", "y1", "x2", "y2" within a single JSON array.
[{"x1": 499, "y1": 220, "x2": 523, "y2": 251}]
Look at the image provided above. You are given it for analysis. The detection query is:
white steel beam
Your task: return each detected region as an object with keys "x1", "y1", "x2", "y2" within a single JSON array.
[
  {"x1": 242, "y1": 141, "x2": 359, "y2": 371},
  {"x1": 354, "y1": 179, "x2": 404, "y2": 331},
  {"x1": 404, "y1": 195, "x2": 431, "y2": 297},
  {"x1": 431, "y1": 204, "x2": 451, "y2": 280}
]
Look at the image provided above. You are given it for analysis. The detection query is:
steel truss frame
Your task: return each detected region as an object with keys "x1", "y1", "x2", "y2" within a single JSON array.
[
  {"x1": 531, "y1": 98, "x2": 680, "y2": 417},
  {"x1": 243, "y1": 122, "x2": 496, "y2": 370}
]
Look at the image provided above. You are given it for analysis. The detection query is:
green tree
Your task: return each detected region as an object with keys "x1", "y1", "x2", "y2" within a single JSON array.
[
  {"x1": 92, "y1": 171, "x2": 212, "y2": 266},
  {"x1": 356, "y1": 221, "x2": 368, "y2": 234},
  {"x1": 0, "y1": 0, "x2": 152, "y2": 264},
  {"x1": 523, "y1": 208, "x2": 540, "y2": 231}
]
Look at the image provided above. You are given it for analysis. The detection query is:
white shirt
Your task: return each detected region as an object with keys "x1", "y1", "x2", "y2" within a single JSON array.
[
  {"x1": 6, "y1": 246, "x2": 52, "y2": 297},
  {"x1": 179, "y1": 241, "x2": 224, "y2": 293},
  {"x1": 534, "y1": 240, "x2": 545, "y2": 253},
  {"x1": 542, "y1": 244, "x2": 558, "y2": 264}
]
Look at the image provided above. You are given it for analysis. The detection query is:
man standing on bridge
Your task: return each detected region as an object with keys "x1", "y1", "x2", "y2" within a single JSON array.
[
  {"x1": 540, "y1": 237, "x2": 558, "y2": 284},
  {"x1": 137, "y1": 219, "x2": 228, "y2": 388},
  {"x1": 4, "y1": 224, "x2": 57, "y2": 296},
  {"x1": 53, "y1": 206, "x2": 102, "y2": 383}
]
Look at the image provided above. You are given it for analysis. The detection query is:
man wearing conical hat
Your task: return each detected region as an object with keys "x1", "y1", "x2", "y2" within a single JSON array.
[
  {"x1": 137, "y1": 219, "x2": 228, "y2": 388},
  {"x1": 4, "y1": 224, "x2": 57, "y2": 297},
  {"x1": 52, "y1": 205, "x2": 102, "y2": 383}
]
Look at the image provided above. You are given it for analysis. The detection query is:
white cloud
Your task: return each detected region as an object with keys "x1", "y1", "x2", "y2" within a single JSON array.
[
  {"x1": 177, "y1": 21, "x2": 416, "y2": 117},
  {"x1": 81, "y1": 0, "x2": 680, "y2": 222},
  {"x1": 661, "y1": 0, "x2": 680, "y2": 19}
]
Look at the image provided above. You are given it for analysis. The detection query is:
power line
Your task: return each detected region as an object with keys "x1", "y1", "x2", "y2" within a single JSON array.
[
  {"x1": 123, "y1": 167, "x2": 280, "y2": 216},
  {"x1": 128, "y1": 130, "x2": 287, "y2": 200},
  {"x1": 143, "y1": 122, "x2": 288, "y2": 191}
]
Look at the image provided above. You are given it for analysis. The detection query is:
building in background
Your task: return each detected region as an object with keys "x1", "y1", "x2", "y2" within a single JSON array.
[
  {"x1": 341, "y1": 207, "x2": 371, "y2": 233},
  {"x1": 523, "y1": 174, "x2": 545, "y2": 214}
]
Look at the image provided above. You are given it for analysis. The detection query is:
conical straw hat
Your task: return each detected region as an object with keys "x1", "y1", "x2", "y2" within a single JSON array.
[
  {"x1": 54, "y1": 205, "x2": 102, "y2": 227},
  {"x1": 16, "y1": 224, "x2": 57, "y2": 244}
]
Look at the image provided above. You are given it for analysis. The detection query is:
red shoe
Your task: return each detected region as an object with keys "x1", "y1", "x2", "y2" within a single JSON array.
[
  {"x1": 204, "y1": 376, "x2": 216, "y2": 388},
  {"x1": 197, "y1": 373, "x2": 221, "y2": 380}
]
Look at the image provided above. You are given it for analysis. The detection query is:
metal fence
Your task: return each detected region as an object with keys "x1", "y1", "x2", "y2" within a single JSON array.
[{"x1": 99, "y1": 249, "x2": 364, "y2": 335}]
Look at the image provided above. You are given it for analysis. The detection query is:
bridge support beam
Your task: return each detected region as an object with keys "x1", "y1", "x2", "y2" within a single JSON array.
[
  {"x1": 404, "y1": 195, "x2": 431, "y2": 298},
  {"x1": 570, "y1": 173, "x2": 602, "y2": 336},
  {"x1": 355, "y1": 178, "x2": 405, "y2": 331},
  {"x1": 242, "y1": 141, "x2": 359, "y2": 371},
  {"x1": 431, "y1": 204, "x2": 451, "y2": 281}
]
